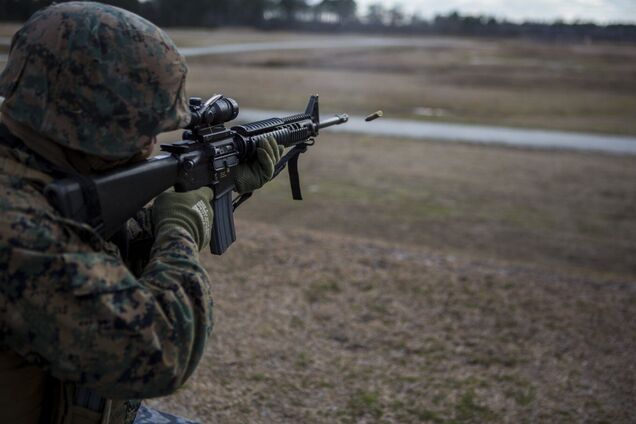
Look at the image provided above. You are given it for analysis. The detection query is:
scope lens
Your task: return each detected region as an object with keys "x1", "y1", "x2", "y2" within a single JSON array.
[
  {"x1": 206, "y1": 97, "x2": 239, "y2": 126},
  {"x1": 188, "y1": 97, "x2": 239, "y2": 128}
]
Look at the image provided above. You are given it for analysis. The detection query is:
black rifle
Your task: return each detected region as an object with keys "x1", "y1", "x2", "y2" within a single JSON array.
[{"x1": 44, "y1": 95, "x2": 349, "y2": 255}]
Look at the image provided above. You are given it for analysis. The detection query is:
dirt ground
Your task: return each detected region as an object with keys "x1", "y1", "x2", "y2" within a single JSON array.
[{"x1": 147, "y1": 223, "x2": 636, "y2": 423}]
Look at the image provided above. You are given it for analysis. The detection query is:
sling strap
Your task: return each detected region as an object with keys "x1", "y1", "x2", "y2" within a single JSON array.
[{"x1": 232, "y1": 141, "x2": 309, "y2": 210}]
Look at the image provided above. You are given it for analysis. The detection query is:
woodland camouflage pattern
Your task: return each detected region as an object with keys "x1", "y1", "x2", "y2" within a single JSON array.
[
  {"x1": 0, "y1": 1, "x2": 191, "y2": 160},
  {"x1": 0, "y1": 141, "x2": 214, "y2": 399}
]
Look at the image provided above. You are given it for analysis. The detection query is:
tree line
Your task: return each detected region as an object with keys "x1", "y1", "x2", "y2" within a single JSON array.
[{"x1": 1, "y1": 0, "x2": 635, "y2": 42}]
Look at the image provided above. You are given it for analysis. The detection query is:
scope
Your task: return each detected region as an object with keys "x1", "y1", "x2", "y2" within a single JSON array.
[{"x1": 187, "y1": 95, "x2": 239, "y2": 128}]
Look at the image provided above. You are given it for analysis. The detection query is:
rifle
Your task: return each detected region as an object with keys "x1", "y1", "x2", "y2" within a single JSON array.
[{"x1": 44, "y1": 95, "x2": 349, "y2": 255}]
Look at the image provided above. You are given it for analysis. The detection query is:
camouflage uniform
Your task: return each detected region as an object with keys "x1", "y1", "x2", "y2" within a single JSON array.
[{"x1": 0, "y1": 3, "x2": 211, "y2": 423}]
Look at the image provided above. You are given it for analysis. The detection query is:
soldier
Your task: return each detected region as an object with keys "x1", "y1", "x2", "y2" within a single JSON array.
[{"x1": 0, "y1": 2, "x2": 282, "y2": 423}]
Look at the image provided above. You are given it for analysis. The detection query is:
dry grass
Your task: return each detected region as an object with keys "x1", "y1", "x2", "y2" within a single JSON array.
[
  {"x1": 227, "y1": 133, "x2": 636, "y2": 280},
  {"x1": 0, "y1": 23, "x2": 20, "y2": 37},
  {"x1": 147, "y1": 223, "x2": 636, "y2": 423}
]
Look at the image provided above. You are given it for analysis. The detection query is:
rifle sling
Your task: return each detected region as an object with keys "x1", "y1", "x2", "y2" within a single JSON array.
[
  {"x1": 275, "y1": 143, "x2": 308, "y2": 201},
  {"x1": 288, "y1": 150, "x2": 303, "y2": 201}
]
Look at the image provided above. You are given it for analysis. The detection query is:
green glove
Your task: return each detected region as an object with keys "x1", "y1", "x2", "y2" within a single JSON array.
[
  {"x1": 153, "y1": 187, "x2": 214, "y2": 251},
  {"x1": 234, "y1": 136, "x2": 284, "y2": 194}
]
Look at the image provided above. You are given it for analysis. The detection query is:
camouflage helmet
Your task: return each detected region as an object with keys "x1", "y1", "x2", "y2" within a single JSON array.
[{"x1": 0, "y1": 2, "x2": 190, "y2": 160}]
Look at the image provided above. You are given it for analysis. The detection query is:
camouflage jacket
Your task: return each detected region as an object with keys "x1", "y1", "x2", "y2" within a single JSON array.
[{"x1": 0, "y1": 137, "x2": 214, "y2": 400}]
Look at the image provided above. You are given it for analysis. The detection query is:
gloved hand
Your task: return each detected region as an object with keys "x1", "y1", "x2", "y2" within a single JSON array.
[
  {"x1": 153, "y1": 187, "x2": 214, "y2": 251},
  {"x1": 234, "y1": 136, "x2": 284, "y2": 194}
]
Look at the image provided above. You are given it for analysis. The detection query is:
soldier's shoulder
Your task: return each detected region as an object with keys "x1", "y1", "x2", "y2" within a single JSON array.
[
  {"x1": 0, "y1": 174, "x2": 98, "y2": 253},
  {"x1": 0, "y1": 173, "x2": 130, "y2": 302}
]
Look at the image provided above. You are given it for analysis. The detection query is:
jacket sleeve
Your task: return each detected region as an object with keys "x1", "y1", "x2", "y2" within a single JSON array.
[{"x1": 0, "y1": 192, "x2": 213, "y2": 399}]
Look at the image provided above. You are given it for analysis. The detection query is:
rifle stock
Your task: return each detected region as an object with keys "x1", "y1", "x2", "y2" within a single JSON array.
[{"x1": 45, "y1": 155, "x2": 179, "y2": 239}]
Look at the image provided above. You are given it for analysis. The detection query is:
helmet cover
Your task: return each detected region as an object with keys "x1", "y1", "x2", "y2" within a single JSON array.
[{"x1": 0, "y1": 2, "x2": 191, "y2": 160}]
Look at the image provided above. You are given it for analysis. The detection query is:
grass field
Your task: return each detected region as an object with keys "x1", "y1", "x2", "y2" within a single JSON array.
[
  {"x1": 147, "y1": 223, "x2": 636, "y2": 423},
  {"x1": 1, "y1": 24, "x2": 635, "y2": 422},
  {"x1": 235, "y1": 133, "x2": 636, "y2": 280}
]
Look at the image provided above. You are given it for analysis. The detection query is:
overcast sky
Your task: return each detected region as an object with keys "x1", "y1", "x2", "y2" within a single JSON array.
[{"x1": 354, "y1": 0, "x2": 636, "y2": 24}]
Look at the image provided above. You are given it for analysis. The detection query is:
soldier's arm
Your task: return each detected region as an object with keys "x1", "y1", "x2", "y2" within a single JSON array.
[{"x1": 0, "y1": 198, "x2": 213, "y2": 399}]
